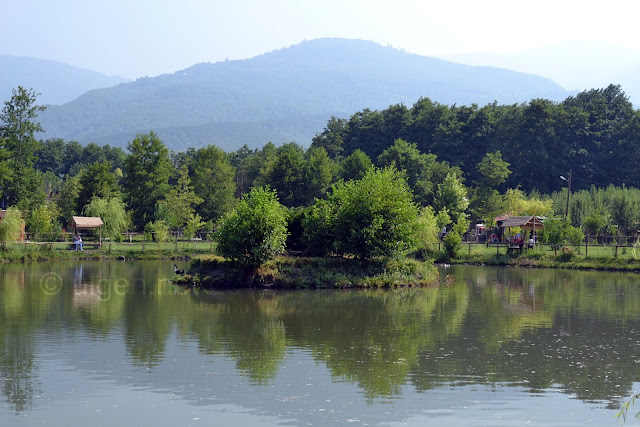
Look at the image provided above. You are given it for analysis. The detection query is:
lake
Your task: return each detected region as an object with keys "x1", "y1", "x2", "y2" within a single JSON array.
[{"x1": 1, "y1": 261, "x2": 639, "y2": 426}]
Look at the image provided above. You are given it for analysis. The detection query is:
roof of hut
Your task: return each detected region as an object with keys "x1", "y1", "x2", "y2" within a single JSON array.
[
  {"x1": 499, "y1": 216, "x2": 544, "y2": 230},
  {"x1": 494, "y1": 213, "x2": 510, "y2": 222},
  {"x1": 71, "y1": 216, "x2": 104, "y2": 230}
]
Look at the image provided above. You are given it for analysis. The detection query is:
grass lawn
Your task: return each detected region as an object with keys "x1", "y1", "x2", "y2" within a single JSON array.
[{"x1": 0, "y1": 239, "x2": 216, "y2": 261}]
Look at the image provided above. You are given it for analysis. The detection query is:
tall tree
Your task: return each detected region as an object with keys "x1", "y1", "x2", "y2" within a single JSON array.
[
  {"x1": 262, "y1": 142, "x2": 307, "y2": 207},
  {"x1": 0, "y1": 86, "x2": 46, "y2": 210},
  {"x1": 339, "y1": 149, "x2": 372, "y2": 182},
  {"x1": 157, "y1": 165, "x2": 203, "y2": 231},
  {"x1": 190, "y1": 145, "x2": 236, "y2": 221},
  {"x1": 310, "y1": 116, "x2": 348, "y2": 160},
  {"x1": 122, "y1": 132, "x2": 172, "y2": 230},
  {"x1": 433, "y1": 173, "x2": 469, "y2": 224},
  {"x1": 0, "y1": 86, "x2": 45, "y2": 162},
  {"x1": 76, "y1": 161, "x2": 119, "y2": 212}
]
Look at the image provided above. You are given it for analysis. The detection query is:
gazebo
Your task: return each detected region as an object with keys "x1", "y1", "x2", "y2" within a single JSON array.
[
  {"x1": 499, "y1": 215, "x2": 544, "y2": 245},
  {"x1": 71, "y1": 216, "x2": 104, "y2": 245}
]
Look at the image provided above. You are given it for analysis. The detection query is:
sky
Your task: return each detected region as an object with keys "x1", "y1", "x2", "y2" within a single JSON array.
[{"x1": 2, "y1": 0, "x2": 640, "y2": 91}]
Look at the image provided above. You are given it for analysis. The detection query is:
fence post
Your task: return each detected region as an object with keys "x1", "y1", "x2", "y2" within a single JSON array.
[
  {"x1": 142, "y1": 241, "x2": 145, "y2": 254},
  {"x1": 615, "y1": 245, "x2": 618, "y2": 258},
  {"x1": 468, "y1": 242, "x2": 471, "y2": 255}
]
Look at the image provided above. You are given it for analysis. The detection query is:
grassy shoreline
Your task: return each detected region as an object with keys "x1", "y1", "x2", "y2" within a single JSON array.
[
  {"x1": 0, "y1": 240, "x2": 210, "y2": 262},
  {"x1": 175, "y1": 255, "x2": 440, "y2": 289},
  {"x1": 446, "y1": 247, "x2": 640, "y2": 271}
]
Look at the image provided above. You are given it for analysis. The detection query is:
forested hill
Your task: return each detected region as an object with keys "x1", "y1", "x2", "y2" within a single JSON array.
[
  {"x1": 37, "y1": 38, "x2": 572, "y2": 152},
  {"x1": 311, "y1": 84, "x2": 640, "y2": 194},
  {"x1": 0, "y1": 55, "x2": 129, "y2": 105}
]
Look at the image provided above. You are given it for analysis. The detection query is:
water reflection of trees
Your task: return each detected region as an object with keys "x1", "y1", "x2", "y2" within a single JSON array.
[{"x1": 2, "y1": 263, "x2": 640, "y2": 411}]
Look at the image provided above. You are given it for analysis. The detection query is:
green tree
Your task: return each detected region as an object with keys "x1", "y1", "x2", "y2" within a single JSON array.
[
  {"x1": 540, "y1": 217, "x2": 585, "y2": 247},
  {"x1": 215, "y1": 187, "x2": 288, "y2": 267},
  {"x1": 503, "y1": 188, "x2": 554, "y2": 217},
  {"x1": 0, "y1": 208, "x2": 24, "y2": 242},
  {"x1": 303, "y1": 146, "x2": 335, "y2": 205},
  {"x1": 144, "y1": 220, "x2": 170, "y2": 242},
  {"x1": 262, "y1": 142, "x2": 307, "y2": 207},
  {"x1": 0, "y1": 86, "x2": 45, "y2": 161},
  {"x1": 582, "y1": 211, "x2": 607, "y2": 242},
  {"x1": 122, "y1": 132, "x2": 172, "y2": 229},
  {"x1": 57, "y1": 174, "x2": 80, "y2": 226},
  {"x1": 339, "y1": 149, "x2": 372, "y2": 182},
  {"x1": 76, "y1": 161, "x2": 119, "y2": 212},
  {"x1": 157, "y1": 165, "x2": 203, "y2": 232},
  {"x1": 35, "y1": 138, "x2": 65, "y2": 175},
  {"x1": 434, "y1": 173, "x2": 469, "y2": 224},
  {"x1": 311, "y1": 116, "x2": 348, "y2": 159},
  {"x1": 237, "y1": 142, "x2": 278, "y2": 196},
  {"x1": 183, "y1": 213, "x2": 205, "y2": 239},
  {"x1": 83, "y1": 197, "x2": 129, "y2": 241},
  {"x1": 190, "y1": 145, "x2": 237, "y2": 222},
  {"x1": 377, "y1": 139, "x2": 459, "y2": 206},
  {"x1": 27, "y1": 201, "x2": 61, "y2": 241},
  {"x1": 1, "y1": 162, "x2": 45, "y2": 211},
  {"x1": 302, "y1": 199, "x2": 336, "y2": 256},
  {"x1": 476, "y1": 151, "x2": 511, "y2": 188},
  {"x1": 317, "y1": 167, "x2": 418, "y2": 259},
  {"x1": 0, "y1": 87, "x2": 46, "y2": 210},
  {"x1": 413, "y1": 206, "x2": 441, "y2": 258}
]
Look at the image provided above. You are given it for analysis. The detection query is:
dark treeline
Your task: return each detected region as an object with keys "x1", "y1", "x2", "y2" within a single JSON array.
[{"x1": 311, "y1": 84, "x2": 640, "y2": 194}]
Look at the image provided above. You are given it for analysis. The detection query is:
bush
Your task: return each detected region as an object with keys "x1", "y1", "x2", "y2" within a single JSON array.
[
  {"x1": 144, "y1": 220, "x2": 170, "y2": 242},
  {"x1": 541, "y1": 217, "x2": 585, "y2": 247},
  {"x1": 557, "y1": 246, "x2": 575, "y2": 262},
  {"x1": 305, "y1": 167, "x2": 418, "y2": 260},
  {"x1": 215, "y1": 187, "x2": 288, "y2": 267},
  {"x1": 443, "y1": 231, "x2": 462, "y2": 258}
]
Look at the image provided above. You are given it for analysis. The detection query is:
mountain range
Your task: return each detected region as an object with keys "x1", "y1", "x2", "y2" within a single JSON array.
[
  {"x1": 439, "y1": 40, "x2": 640, "y2": 106},
  {"x1": 0, "y1": 54, "x2": 130, "y2": 105},
  {"x1": 8, "y1": 38, "x2": 579, "y2": 152}
]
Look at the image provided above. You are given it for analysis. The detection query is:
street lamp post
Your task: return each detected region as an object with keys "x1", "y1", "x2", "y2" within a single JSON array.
[{"x1": 560, "y1": 169, "x2": 572, "y2": 218}]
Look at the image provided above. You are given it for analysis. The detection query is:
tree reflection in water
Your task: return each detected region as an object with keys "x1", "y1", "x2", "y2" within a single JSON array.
[{"x1": 1, "y1": 262, "x2": 640, "y2": 412}]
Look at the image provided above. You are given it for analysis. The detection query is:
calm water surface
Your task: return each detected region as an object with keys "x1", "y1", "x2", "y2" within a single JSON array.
[{"x1": 1, "y1": 261, "x2": 640, "y2": 426}]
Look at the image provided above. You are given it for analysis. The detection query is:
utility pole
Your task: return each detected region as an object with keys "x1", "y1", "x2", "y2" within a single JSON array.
[{"x1": 562, "y1": 169, "x2": 572, "y2": 218}]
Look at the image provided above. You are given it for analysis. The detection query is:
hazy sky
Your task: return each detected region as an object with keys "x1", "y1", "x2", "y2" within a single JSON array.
[{"x1": 2, "y1": 0, "x2": 639, "y2": 83}]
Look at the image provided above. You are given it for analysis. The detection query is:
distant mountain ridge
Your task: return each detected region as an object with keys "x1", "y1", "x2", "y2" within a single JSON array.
[
  {"x1": 438, "y1": 40, "x2": 640, "y2": 106},
  {"x1": 0, "y1": 54, "x2": 130, "y2": 105},
  {"x1": 36, "y1": 38, "x2": 574, "y2": 151}
]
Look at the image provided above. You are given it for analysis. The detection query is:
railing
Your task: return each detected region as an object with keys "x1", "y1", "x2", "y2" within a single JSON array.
[{"x1": 0, "y1": 238, "x2": 215, "y2": 255}]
